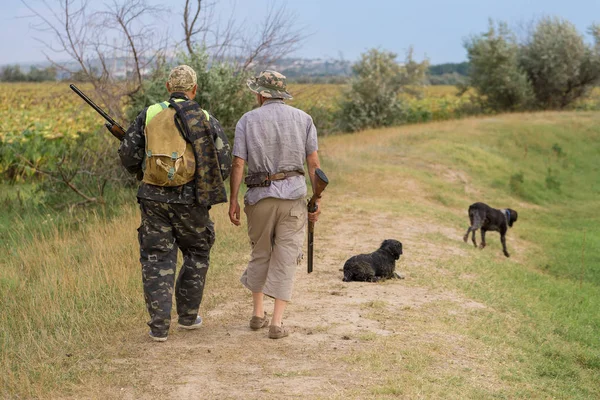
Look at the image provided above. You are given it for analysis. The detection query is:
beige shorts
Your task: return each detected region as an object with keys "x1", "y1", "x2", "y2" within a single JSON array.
[{"x1": 240, "y1": 198, "x2": 306, "y2": 301}]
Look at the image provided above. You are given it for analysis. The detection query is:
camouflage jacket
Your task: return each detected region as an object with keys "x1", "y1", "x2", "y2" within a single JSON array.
[{"x1": 118, "y1": 93, "x2": 226, "y2": 205}]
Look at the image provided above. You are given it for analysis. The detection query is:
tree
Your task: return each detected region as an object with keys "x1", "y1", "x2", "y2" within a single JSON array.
[
  {"x1": 127, "y1": 47, "x2": 254, "y2": 137},
  {"x1": 463, "y1": 20, "x2": 533, "y2": 111},
  {"x1": 21, "y1": 0, "x2": 166, "y2": 120},
  {"x1": 520, "y1": 17, "x2": 600, "y2": 109},
  {"x1": 337, "y1": 48, "x2": 429, "y2": 132},
  {"x1": 181, "y1": 0, "x2": 308, "y2": 71}
]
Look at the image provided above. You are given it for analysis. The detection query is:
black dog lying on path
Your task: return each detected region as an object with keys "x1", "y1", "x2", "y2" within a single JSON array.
[
  {"x1": 342, "y1": 239, "x2": 403, "y2": 282},
  {"x1": 463, "y1": 202, "x2": 518, "y2": 257}
]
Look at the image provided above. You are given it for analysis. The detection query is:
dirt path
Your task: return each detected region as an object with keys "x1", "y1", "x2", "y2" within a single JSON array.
[{"x1": 90, "y1": 207, "x2": 496, "y2": 400}]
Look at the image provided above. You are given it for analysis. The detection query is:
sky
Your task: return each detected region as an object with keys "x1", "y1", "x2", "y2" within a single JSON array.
[{"x1": 2, "y1": 0, "x2": 600, "y2": 66}]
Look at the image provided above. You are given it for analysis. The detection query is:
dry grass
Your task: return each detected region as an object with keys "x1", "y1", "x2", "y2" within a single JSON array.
[
  {"x1": 2, "y1": 111, "x2": 600, "y2": 399},
  {"x1": 0, "y1": 203, "x2": 248, "y2": 398}
]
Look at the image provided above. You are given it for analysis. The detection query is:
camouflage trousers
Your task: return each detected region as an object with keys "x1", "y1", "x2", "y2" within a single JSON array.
[{"x1": 138, "y1": 199, "x2": 215, "y2": 337}]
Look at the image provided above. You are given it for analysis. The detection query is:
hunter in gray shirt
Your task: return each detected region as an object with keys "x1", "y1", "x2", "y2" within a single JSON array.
[
  {"x1": 229, "y1": 70, "x2": 322, "y2": 340},
  {"x1": 233, "y1": 99, "x2": 318, "y2": 205}
]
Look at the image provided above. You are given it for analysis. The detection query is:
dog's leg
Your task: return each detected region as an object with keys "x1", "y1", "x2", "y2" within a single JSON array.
[
  {"x1": 501, "y1": 233, "x2": 510, "y2": 257},
  {"x1": 463, "y1": 226, "x2": 472, "y2": 242},
  {"x1": 471, "y1": 229, "x2": 477, "y2": 247},
  {"x1": 479, "y1": 229, "x2": 487, "y2": 249}
]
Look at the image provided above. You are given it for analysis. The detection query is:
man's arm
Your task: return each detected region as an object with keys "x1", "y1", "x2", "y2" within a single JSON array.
[
  {"x1": 306, "y1": 150, "x2": 322, "y2": 222},
  {"x1": 228, "y1": 156, "x2": 245, "y2": 226},
  {"x1": 118, "y1": 111, "x2": 146, "y2": 175}
]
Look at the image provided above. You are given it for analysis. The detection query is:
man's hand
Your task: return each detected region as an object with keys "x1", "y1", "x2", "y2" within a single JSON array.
[
  {"x1": 308, "y1": 199, "x2": 321, "y2": 223},
  {"x1": 229, "y1": 200, "x2": 241, "y2": 226}
]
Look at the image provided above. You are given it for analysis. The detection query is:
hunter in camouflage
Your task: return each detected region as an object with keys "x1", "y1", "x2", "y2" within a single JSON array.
[{"x1": 119, "y1": 65, "x2": 228, "y2": 342}]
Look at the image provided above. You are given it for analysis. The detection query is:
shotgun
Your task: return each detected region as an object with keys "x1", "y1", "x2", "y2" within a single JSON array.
[
  {"x1": 307, "y1": 168, "x2": 329, "y2": 273},
  {"x1": 69, "y1": 84, "x2": 126, "y2": 140},
  {"x1": 70, "y1": 84, "x2": 142, "y2": 180}
]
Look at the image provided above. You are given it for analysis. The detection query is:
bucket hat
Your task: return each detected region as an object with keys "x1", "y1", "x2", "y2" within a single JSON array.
[{"x1": 247, "y1": 70, "x2": 292, "y2": 99}]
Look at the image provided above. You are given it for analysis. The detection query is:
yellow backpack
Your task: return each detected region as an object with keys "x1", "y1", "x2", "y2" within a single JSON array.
[{"x1": 142, "y1": 101, "x2": 196, "y2": 186}]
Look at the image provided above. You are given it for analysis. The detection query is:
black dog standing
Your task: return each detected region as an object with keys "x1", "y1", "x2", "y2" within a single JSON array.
[
  {"x1": 463, "y1": 202, "x2": 518, "y2": 257},
  {"x1": 342, "y1": 239, "x2": 403, "y2": 282}
]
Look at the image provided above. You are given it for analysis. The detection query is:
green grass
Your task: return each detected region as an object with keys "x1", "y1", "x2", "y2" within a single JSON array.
[
  {"x1": 2, "y1": 111, "x2": 600, "y2": 398},
  {"x1": 321, "y1": 111, "x2": 600, "y2": 398}
]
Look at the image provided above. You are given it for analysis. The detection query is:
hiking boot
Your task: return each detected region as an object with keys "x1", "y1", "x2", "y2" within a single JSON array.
[
  {"x1": 249, "y1": 312, "x2": 269, "y2": 330},
  {"x1": 178, "y1": 316, "x2": 203, "y2": 330},
  {"x1": 149, "y1": 331, "x2": 168, "y2": 342},
  {"x1": 268, "y1": 324, "x2": 289, "y2": 339}
]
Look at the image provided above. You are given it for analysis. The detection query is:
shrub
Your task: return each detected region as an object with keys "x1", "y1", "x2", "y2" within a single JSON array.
[
  {"x1": 509, "y1": 171, "x2": 525, "y2": 195},
  {"x1": 520, "y1": 18, "x2": 600, "y2": 109},
  {"x1": 127, "y1": 48, "x2": 255, "y2": 139},
  {"x1": 336, "y1": 48, "x2": 428, "y2": 132},
  {"x1": 464, "y1": 18, "x2": 600, "y2": 112},
  {"x1": 545, "y1": 167, "x2": 561, "y2": 192},
  {"x1": 464, "y1": 21, "x2": 533, "y2": 111}
]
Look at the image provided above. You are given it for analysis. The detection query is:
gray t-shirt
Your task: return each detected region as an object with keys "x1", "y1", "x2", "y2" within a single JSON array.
[{"x1": 233, "y1": 100, "x2": 318, "y2": 205}]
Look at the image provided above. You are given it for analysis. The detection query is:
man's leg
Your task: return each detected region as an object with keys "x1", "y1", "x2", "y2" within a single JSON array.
[
  {"x1": 253, "y1": 292, "x2": 264, "y2": 318},
  {"x1": 271, "y1": 298, "x2": 287, "y2": 327},
  {"x1": 139, "y1": 200, "x2": 177, "y2": 337},
  {"x1": 171, "y1": 203, "x2": 215, "y2": 325},
  {"x1": 264, "y1": 199, "x2": 306, "y2": 327},
  {"x1": 241, "y1": 199, "x2": 277, "y2": 295}
]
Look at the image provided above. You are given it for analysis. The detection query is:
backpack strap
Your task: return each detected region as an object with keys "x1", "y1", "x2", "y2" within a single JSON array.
[{"x1": 168, "y1": 99, "x2": 193, "y2": 142}]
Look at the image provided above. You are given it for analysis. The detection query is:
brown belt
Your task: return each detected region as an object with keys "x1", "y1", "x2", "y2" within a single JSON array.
[{"x1": 267, "y1": 170, "x2": 304, "y2": 181}]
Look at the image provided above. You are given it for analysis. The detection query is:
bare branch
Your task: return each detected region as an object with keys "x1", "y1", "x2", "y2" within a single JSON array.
[
  {"x1": 15, "y1": 153, "x2": 104, "y2": 205},
  {"x1": 239, "y1": 2, "x2": 309, "y2": 71},
  {"x1": 180, "y1": 0, "x2": 308, "y2": 69}
]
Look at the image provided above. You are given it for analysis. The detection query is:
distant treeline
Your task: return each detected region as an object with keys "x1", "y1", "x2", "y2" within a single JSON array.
[
  {"x1": 1, "y1": 65, "x2": 57, "y2": 82},
  {"x1": 427, "y1": 62, "x2": 469, "y2": 85},
  {"x1": 1, "y1": 60, "x2": 470, "y2": 85},
  {"x1": 428, "y1": 62, "x2": 469, "y2": 76}
]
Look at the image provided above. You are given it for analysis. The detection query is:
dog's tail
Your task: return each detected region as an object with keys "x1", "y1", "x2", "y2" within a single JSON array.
[{"x1": 468, "y1": 207, "x2": 483, "y2": 230}]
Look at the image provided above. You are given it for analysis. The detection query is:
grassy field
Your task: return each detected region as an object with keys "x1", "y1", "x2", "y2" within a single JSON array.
[{"x1": 2, "y1": 109, "x2": 599, "y2": 398}]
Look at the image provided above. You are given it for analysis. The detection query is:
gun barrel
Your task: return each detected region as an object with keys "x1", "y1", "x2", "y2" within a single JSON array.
[
  {"x1": 69, "y1": 84, "x2": 124, "y2": 131},
  {"x1": 307, "y1": 230, "x2": 314, "y2": 273},
  {"x1": 306, "y1": 168, "x2": 328, "y2": 274}
]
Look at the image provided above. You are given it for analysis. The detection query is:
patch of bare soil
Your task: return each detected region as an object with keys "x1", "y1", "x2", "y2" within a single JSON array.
[{"x1": 73, "y1": 209, "x2": 508, "y2": 400}]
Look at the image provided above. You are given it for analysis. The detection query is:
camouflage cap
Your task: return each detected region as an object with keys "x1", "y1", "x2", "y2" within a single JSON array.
[
  {"x1": 167, "y1": 65, "x2": 197, "y2": 92},
  {"x1": 247, "y1": 70, "x2": 293, "y2": 100}
]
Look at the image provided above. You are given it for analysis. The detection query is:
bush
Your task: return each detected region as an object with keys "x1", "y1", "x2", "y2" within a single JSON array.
[
  {"x1": 127, "y1": 48, "x2": 254, "y2": 139},
  {"x1": 336, "y1": 48, "x2": 428, "y2": 132},
  {"x1": 509, "y1": 171, "x2": 525, "y2": 196},
  {"x1": 464, "y1": 21, "x2": 533, "y2": 111},
  {"x1": 464, "y1": 18, "x2": 600, "y2": 112},
  {"x1": 545, "y1": 167, "x2": 561, "y2": 192},
  {"x1": 1, "y1": 127, "x2": 133, "y2": 208},
  {"x1": 520, "y1": 18, "x2": 600, "y2": 109}
]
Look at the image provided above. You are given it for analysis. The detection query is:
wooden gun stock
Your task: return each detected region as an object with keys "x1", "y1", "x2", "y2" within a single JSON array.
[
  {"x1": 307, "y1": 168, "x2": 329, "y2": 273},
  {"x1": 105, "y1": 123, "x2": 126, "y2": 141}
]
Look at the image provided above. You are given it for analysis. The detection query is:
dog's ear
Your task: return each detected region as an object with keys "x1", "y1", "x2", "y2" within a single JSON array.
[
  {"x1": 382, "y1": 239, "x2": 402, "y2": 260},
  {"x1": 508, "y1": 209, "x2": 518, "y2": 227}
]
